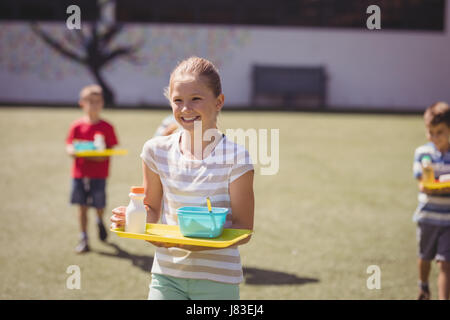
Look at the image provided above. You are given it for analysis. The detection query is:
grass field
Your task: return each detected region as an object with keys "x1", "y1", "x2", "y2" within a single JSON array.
[{"x1": 0, "y1": 107, "x2": 437, "y2": 300}]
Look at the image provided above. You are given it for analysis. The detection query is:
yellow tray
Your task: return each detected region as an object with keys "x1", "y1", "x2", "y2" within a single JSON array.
[
  {"x1": 423, "y1": 181, "x2": 450, "y2": 190},
  {"x1": 75, "y1": 149, "x2": 128, "y2": 157},
  {"x1": 111, "y1": 223, "x2": 252, "y2": 248}
]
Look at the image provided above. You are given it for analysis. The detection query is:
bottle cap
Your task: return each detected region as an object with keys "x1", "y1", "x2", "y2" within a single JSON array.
[
  {"x1": 422, "y1": 155, "x2": 432, "y2": 163},
  {"x1": 130, "y1": 186, "x2": 145, "y2": 194}
]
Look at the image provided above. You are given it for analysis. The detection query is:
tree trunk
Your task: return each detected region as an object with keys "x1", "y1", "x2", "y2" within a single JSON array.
[{"x1": 90, "y1": 67, "x2": 115, "y2": 107}]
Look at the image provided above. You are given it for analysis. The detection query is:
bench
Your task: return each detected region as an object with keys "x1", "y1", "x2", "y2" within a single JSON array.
[{"x1": 252, "y1": 65, "x2": 327, "y2": 109}]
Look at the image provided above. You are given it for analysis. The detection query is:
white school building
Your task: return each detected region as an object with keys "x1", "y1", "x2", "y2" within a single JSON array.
[{"x1": 0, "y1": 2, "x2": 449, "y2": 111}]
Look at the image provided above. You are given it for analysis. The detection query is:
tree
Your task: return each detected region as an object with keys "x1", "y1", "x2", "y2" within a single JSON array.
[{"x1": 30, "y1": 0, "x2": 143, "y2": 106}]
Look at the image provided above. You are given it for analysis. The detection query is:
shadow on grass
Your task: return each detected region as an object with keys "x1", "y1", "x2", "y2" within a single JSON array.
[
  {"x1": 95, "y1": 242, "x2": 154, "y2": 272},
  {"x1": 96, "y1": 242, "x2": 319, "y2": 286},
  {"x1": 243, "y1": 267, "x2": 319, "y2": 286}
]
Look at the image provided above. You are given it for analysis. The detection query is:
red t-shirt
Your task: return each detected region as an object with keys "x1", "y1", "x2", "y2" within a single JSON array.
[{"x1": 66, "y1": 118, "x2": 118, "y2": 178}]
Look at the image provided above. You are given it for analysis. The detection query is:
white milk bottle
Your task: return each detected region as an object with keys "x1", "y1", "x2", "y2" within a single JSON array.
[
  {"x1": 421, "y1": 155, "x2": 435, "y2": 184},
  {"x1": 94, "y1": 131, "x2": 106, "y2": 151},
  {"x1": 125, "y1": 186, "x2": 147, "y2": 234}
]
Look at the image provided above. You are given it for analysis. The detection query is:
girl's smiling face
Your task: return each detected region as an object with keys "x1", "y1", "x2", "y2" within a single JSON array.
[{"x1": 169, "y1": 74, "x2": 224, "y2": 132}]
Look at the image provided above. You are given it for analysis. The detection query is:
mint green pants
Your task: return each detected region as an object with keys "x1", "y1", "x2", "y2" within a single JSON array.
[{"x1": 148, "y1": 273, "x2": 240, "y2": 300}]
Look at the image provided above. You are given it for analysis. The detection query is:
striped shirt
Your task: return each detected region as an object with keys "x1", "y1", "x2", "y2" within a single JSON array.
[
  {"x1": 140, "y1": 130, "x2": 254, "y2": 284},
  {"x1": 413, "y1": 142, "x2": 450, "y2": 226}
]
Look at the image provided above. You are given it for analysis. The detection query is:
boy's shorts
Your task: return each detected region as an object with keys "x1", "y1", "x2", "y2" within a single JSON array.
[
  {"x1": 148, "y1": 273, "x2": 240, "y2": 300},
  {"x1": 70, "y1": 178, "x2": 106, "y2": 209},
  {"x1": 417, "y1": 222, "x2": 450, "y2": 262}
]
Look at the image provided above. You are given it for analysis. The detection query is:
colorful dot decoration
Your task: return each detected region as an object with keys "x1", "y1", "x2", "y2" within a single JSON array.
[{"x1": 0, "y1": 22, "x2": 251, "y2": 81}]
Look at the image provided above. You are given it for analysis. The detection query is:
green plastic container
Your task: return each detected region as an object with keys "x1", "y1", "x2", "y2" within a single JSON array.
[{"x1": 177, "y1": 206, "x2": 228, "y2": 238}]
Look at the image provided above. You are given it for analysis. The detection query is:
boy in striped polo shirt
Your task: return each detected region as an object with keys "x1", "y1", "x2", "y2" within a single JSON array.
[{"x1": 413, "y1": 101, "x2": 450, "y2": 300}]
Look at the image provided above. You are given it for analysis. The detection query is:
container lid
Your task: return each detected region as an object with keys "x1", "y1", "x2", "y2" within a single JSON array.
[
  {"x1": 130, "y1": 186, "x2": 145, "y2": 194},
  {"x1": 421, "y1": 155, "x2": 432, "y2": 164}
]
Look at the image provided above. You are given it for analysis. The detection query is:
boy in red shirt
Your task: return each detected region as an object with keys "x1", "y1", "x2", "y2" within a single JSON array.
[{"x1": 66, "y1": 85, "x2": 118, "y2": 253}]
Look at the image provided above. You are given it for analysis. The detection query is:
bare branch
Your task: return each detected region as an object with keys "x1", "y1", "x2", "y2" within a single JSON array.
[
  {"x1": 99, "y1": 24, "x2": 123, "y2": 48},
  {"x1": 30, "y1": 23, "x2": 85, "y2": 64},
  {"x1": 64, "y1": 28, "x2": 83, "y2": 49},
  {"x1": 101, "y1": 38, "x2": 145, "y2": 66},
  {"x1": 74, "y1": 28, "x2": 87, "y2": 47}
]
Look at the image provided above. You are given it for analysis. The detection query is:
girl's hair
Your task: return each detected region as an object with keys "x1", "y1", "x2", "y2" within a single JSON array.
[
  {"x1": 424, "y1": 102, "x2": 450, "y2": 127},
  {"x1": 164, "y1": 56, "x2": 222, "y2": 100}
]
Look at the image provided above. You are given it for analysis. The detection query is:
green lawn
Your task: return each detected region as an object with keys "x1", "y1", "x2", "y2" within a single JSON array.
[{"x1": 0, "y1": 107, "x2": 436, "y2": 299}]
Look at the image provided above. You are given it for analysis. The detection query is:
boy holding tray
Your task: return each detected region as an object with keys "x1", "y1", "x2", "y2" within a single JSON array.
[
  {"x1": 413, "y1": 101, "x2": 450, "y2": 299},
  {"x1": 66, "y1": 84, "x2": 118, "y2": 253}
]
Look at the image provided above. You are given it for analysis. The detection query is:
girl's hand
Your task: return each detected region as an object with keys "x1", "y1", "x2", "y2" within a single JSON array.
[{"x1": 110, "y1": 206, "x2": 126, "y2": 229}]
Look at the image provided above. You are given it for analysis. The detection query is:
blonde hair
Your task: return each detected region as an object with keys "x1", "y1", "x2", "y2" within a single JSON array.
[
  {"x1": 79, "y1": 84, "x2": 103, "y2": 100},
  {"x1": 164, "y1": 56, "x2": 222, "y2": 100}
]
